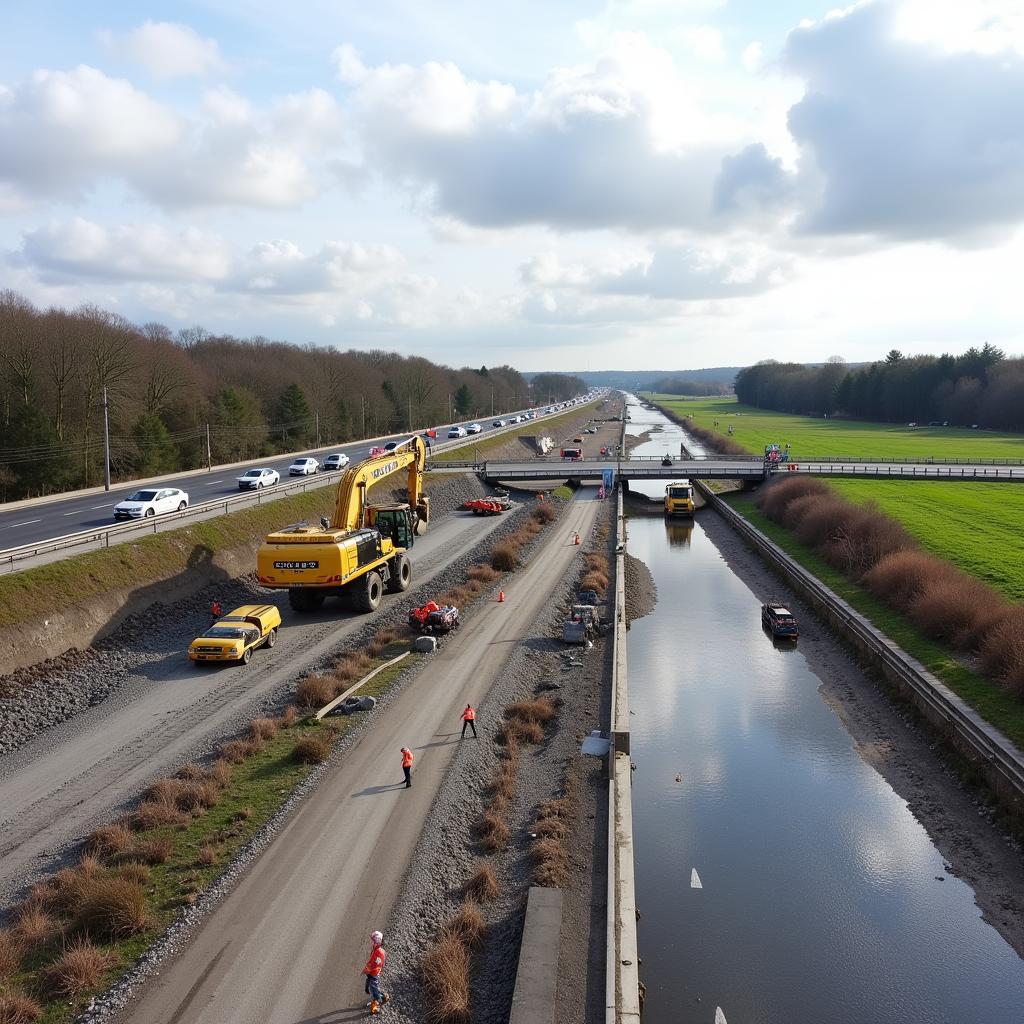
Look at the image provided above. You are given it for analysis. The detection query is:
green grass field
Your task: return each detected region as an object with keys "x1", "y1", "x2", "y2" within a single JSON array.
[
  {"x1": 645, "y1": 395, "x2": 1024, "y2": 462},
  {"x1": 825, "y1": 480, "x2": 1024, "y2": 601}
]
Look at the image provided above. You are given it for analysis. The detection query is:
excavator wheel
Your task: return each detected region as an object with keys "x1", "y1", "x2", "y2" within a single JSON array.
[
  {"x1": 289, "y1": 588, "x2": 325, "y2": 613},
  {"x1": 387, "y1": 554, "x2": 411, "y2": 593},
  {"x1": 354, "y1": 570, "x2": 384, "y2": 613}
]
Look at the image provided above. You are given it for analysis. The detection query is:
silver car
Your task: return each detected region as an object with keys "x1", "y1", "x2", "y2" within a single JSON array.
[
  {"x1": 288, "y1": 457, "x2": 319, "y2": 476},
  {"x1": 113, "y1": 487, "x2": 189, "y2": 520},
  {"x1": 236, "y1": 467, "x2": 280, "y2": 490},
  {"x1": 322, "y1": 453, "x2": 351, "y2": 471}
]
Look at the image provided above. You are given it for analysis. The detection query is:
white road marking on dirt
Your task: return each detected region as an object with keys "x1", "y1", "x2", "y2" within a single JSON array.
[{"x1": 691, "y1": 868, "x2": 703, "y2": 888}]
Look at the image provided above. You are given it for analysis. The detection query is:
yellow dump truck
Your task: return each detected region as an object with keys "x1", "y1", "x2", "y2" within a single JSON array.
[
  {"x1": 664, "y1": 480, "x2": 695, "y2": 517},
  {"x1": 188, "y1": 604, "x2": 282, "y2": 664},
  {"x1": 256, "y1": 437, "x2": 430, "y2": 613}
]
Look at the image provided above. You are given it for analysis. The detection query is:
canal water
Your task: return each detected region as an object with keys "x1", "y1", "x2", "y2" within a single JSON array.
[{"x1": 624, "y1": 397, "x2": 1024, "y2": 1024}]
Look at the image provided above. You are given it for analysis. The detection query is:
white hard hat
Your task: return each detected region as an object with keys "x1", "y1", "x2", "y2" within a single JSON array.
[{"x1": 370, "y1": 930, "x2": 383, "y2": 945}]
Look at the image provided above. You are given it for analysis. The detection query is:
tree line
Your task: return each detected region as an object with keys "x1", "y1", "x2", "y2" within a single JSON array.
[
  {"x1": 734, "y1": 345, "x2": 1024, "y2": 430},
  {"x1": 0, "y1": 290, "x2": 585, "y2": 500},
  {"x1": 648, "y1": 375, "x2": 731, "y2": 396}
]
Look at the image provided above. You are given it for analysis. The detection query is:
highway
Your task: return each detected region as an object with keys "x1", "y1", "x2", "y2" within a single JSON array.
[{"x1": 0, "y1": 403, "x2": 594, "y2": 551}]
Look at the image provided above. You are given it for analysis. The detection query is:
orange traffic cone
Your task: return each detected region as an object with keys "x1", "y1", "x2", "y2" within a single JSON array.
[
  {"x1": 498, "y1": 590, "x2": 505, "y2": 603},
  {"x1": 573, "y1": 532, "x2": 580, "y2": 546}
]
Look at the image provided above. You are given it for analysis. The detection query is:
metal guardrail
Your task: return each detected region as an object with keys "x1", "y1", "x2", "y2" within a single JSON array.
[{"x1": 702, "y1": 487, "x2": 1024, "y2": 810}]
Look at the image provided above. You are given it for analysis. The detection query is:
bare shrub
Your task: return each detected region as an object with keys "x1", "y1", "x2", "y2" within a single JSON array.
[
  {"x1": 176, "y1": 762, "x2": 204, "y2": 781},
  {"x1": 0, "y1": 930, "x2": 21, "y2": 979},
  {"x1": 207, "y1": 760, "x2": 233, "y2": 788},
  {"x1": 477, "y1": 810, "x2": 510, "y2": 853},
  {"x1": 113, "y1": 862, "x2": 151, "y2": 885},
  {"x1": 907, "y1": 574, "x2": 1009, "y2": 650},
  {"x1": 420, "y1": 932, "x2": 471, "y2": 1023},
  {"x1": 136, "y1": 836, "x2": 173, "y2": 866},
  {"x1": 278, "y1": 705, "x2": 299, "y2": 728},
  {"x1": 296, "y1": 674, "x2": 335, "y2": 709},
  {"x1": 466, "y1": 563, "x2": 499, "y2": 584},
  {"x1": 757, "y1": 476, "x2": 830, "y2": 521},
  {"x1": 980, "y1": 606, "x2": 1024, "y2": 695},
  {"x1": 531, "y1": 836, "x2": 569, "y2": 887},
  {"x1": 74, "y1": 878, "x2": 152, "y2": 940},
  {"x1": 506, "y1": 697, "x2": 557, "y2": 726},
  {"x1": 579, "y1": 571, "x2": 608, "y2": 593},
  {"x1": 532, "y1": 503, "x2": 556, "y2": 524},
  {"x1": 490, "y1": 543, "x2": 518, "y2": 572},
  {"x1": 248, "y1": 716, "x2": 280, "y2": 741},
  {"x1": 41, "y1": 937, "x2": 119, "y2": 997},
  {"x1": 86, "y1": 824, "x2": 135, "y2": 861},
  {"x1": 291, "y1": 736, "x2": 330, "y2": 764},
  {"x1": 197, "y1": 845, "x2": 217, "y2": 867},
  {"x1": 863, "y1": 550, "x2": 944, "y2": 611},
  {"x1": 442, "y1": 902, "x2": 486, "y2": 948},
  {"x1": 0, "y1": 991, "x2": 43, "y2": 1023},
  {"x1": 130, "y1": 798, "x2": 189, "y2": 831},
  {"x1": 13, "y1": 904, "x2": 57, "y2": 947},
  {"x1": 464, "y1": 863, "x2": 499, "y2": 904}
]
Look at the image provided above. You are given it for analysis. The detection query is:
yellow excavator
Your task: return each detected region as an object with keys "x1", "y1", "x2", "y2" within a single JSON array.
[{"x1": 256, "y1": 437, "x2": 430, "y2": 612}]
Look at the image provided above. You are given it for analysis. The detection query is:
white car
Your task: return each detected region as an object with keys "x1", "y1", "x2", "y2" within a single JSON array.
[
  {"x1": 236, "y1": 467, "x2": 280, "y2": 490},
  {"x1": 114, "y1": 487, "x2": 189, "y2": 520},
  {"x1": 492, "y1": 419, "x2": 506, "y2": 427},
  {"x1": 288, "y1": 457, "x2": 319, "y2": 476},
  {"x1": 467, "y1": 423, "x2": 482, "y2": 434},
  {"x1": 322, "y1": 453, "x2": 351, "y2": 471},
  {"x1": 447, "y1": 426, "x2": 468, "y2": 439}
]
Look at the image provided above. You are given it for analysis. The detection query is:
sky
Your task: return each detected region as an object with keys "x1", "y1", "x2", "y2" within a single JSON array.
[{"x1": 2, "y1": 0, "x2": 1024, "y2": 372}]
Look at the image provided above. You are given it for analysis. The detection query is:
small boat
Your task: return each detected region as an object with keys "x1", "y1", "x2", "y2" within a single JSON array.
[{"x1": 761, "y1": 602, "x2": 799, "y2": 640}]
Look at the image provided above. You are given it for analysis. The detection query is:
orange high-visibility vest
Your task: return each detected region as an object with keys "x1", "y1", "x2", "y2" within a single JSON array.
[
  {"x1": 363, "y1": 945, "x2": 386, "y2": 977},
  {"x1": 402, "y1": 749, "x2": 414, "y2": 768},
  {"x1": 462, "y1": 707, "x2": 476, "y2": 721}
]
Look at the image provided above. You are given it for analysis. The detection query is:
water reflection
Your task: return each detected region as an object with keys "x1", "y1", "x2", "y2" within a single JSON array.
[{"x1": 664, "y1": 521, "x2": 693, "y2": 547}]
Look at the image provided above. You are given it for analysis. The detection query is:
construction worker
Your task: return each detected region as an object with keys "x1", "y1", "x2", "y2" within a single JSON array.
[
  {"x1": 362, "y1": 930, "x2": 390, "y2": 1014},
  {"x1": 210, "y1": 600, "x2": 222, "y2": 623},
  {"x1": 401, "y1": 747, "x2": 414, "y2": 788},
  {"x1": 461, "y1": 704, "x2": 477, "y2": 739}
]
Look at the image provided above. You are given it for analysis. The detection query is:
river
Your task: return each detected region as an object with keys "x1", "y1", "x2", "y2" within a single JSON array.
[{"x1": 623, "y1": 396, "x2": 1024, "y2": 1024}]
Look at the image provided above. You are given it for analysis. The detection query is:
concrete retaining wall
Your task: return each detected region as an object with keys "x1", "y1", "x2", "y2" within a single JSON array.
[{"x1": 509, "y1": 887, "x2": 563, "y2": 1024}]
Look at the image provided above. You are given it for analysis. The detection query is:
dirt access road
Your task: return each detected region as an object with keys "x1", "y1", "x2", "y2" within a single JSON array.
[
  {"x1": 0, "y1": 502, "x2": 511, "y2": 901},
  {"x1": 117, "y1": 491, "x2": 602, "y2": 1024}
]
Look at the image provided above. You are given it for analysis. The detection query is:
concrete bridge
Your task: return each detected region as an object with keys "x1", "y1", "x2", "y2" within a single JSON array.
[{"x1": 432, "y1": 455, "x2": 1024, "y2": 484}]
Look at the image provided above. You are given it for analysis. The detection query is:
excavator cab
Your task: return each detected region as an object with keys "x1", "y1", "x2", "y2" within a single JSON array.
[{"x1": 370, "y1": 504, "x2": 415, "y2": 550}]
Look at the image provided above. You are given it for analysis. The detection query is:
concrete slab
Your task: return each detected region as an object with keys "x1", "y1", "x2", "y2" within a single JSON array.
[{"x1": 509, "y1": 887, "x2": 564, "y2": 1024}]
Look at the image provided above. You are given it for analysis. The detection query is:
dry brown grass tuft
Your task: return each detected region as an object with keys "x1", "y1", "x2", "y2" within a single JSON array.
[
  {"x1": 490, "y1": 542, "x2": 518, "y2": 572},
  {"x1": 333, "y1": 651, "x2": 372, "y2": 684},
  {"x1": 531, "y1": 816, "x2": 569, "y2": 840},
  {"x1": 176, "y1": 762, "x2": 204, "y2": 781},
  {"x1": 197, "y1": 844, "x2": 217, "y2": 867},
  {"x1": 0, "y1": 930, "x2": 21, "y2": 979},
  {"x1": 217, "y1": 738, "x2": 261, "y2": 764},
  {"x1": 491, "y1": 761, "x2": 517, "y2": 801},
  {"x1": 0, "y1": 990, "x2": 43, "y2": 1023},
  {"x1": 536, "y1": 796, "x2": 572, "y2": 821},
  {"x1": 130, "y1": 797, "x2": 189, "y2": 831},
  {"x1": 464, "y1": 862, "x2": 499, "y2": 904},
  {"x1": 248, "y1": 717, "x2": 278, "y2": 741},
  {"x1": 506, "y1": 697, "x2": 557, "y2": 726},
  {"x1": 207, "y1": 759, "x2": 233, "y2": 788},
  {"x1": 532, "y1": 502, "x2": 557, "y2": 524},
  {"x1": 477, "y1": 810, "x2": 510, "y2": 853},
  {"x1": 141, "y1": 778, "x2": 185, "y2": 805},
  {"x1": 579, "y1": 571, "x2": 608, "y2": 593},
  {"x1": 291, "y1": 736, "x2": 330, "y2": 764},
  {"x1": 530, "y1": 836, "x2": 569, "y2": 887},
  {"x1": 112, "y1": 862, "x2": 151, "y2": 885},
  {"x1": 420, "y1": 932, "x2": 471, "y2": 1024},
  {"x1": 32, "y1": 867, "x2": 91, "y2": 916},
  {"x1": 13, "y1": 904, "x2": 57, "y2": 948},
  {"x1": 442, "y1": 902, "x2": 486, "y2": 948},
  {"x1": 73, "y1": 877, "x2": 152, "y2": 940},
  {"x1": 41, "y1": 937, "x2": 119, "y2": 997},
  {"x1": 278, "y1": 704, "x2": 300, "y2": 728},
  {"x1": 135, "y1": 835, "x2": 173, "y2": 866},
  {"x1": 466, "y1": 563, "x2": 499, "y2": 584},
  {"x1": 296, "y1": 674, "x2": 336, "y2": 709},
  {"x1": 86, "y1": 823, "x2": 135, "y2": 861}
]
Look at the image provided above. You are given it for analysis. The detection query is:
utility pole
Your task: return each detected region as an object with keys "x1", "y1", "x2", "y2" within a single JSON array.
[
  {"x1": 102, "y1": 385, "x2": 111, "y2": 491},
  {"x1": 316, "y1": 410, "x2": 321, "y2": 448},
  {"x1": 206, "y1": 423, "x2": 212, "y2": 470}
]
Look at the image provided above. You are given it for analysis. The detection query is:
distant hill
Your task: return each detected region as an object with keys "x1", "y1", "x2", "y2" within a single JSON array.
[{"x1": 570, "y1": 367, "x2": 743, "y2": 390}]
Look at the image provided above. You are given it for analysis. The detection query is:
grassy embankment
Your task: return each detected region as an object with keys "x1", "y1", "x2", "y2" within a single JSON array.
[
  {"x1": 0, "y1": 496, "x2": 567, "y2": 1021},
  {"x1": 436, "y1": 400, "x2": 605, "y2": 462},
  {"x1": 645, "y1": 394, "x2": 1024, "y2": 598}
]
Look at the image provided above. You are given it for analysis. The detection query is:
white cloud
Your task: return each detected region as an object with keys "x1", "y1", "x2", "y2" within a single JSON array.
[
  {"x1": 98, "y1": 21, "x2": 227, "y2": 79},
  {"x1": 741, "y1": 41, "x2": 763, "y2": 73}
]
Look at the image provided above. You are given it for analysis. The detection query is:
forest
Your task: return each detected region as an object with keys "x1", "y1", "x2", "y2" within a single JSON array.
[
  {"x1": 734, "y1": 345, "x2": 1024, "y2": 430},
  {"x1": 0, "y1": 291, "x2": 585, "y2": 500}
]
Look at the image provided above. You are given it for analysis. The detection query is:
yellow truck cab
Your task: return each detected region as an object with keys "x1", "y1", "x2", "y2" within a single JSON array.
[
  {"x1": 188, "y1": 604, "x2": 282, "y2": 665},
  {"x1": 664, "y1": 480, "x2": 695, "y2": 517}
]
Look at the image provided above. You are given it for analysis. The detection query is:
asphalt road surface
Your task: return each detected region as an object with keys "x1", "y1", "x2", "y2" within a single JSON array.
[
  {"x1": 0, "y1": 507, "x2": 513, "y2": 899},
  {"x1": 116, "y1": 491, "x2": 602, "y2": 1024}
]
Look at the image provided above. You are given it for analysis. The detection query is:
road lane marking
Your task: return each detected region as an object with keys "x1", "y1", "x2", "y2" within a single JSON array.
[
  {"x1": 691, "y1": 868, "x2": 703, "y2": 888},
  {"x1": 204, "y1": 480, "x2": 224, "y2": 485},
  {"x1": 91, "y1": 504, "x2": 112, "y2": 509},
  {"x1": 7, "y1": 519, "x2": 41, "y2": 528},
  {"x1": 715, "y1": 1009, "x2": 727, "y2": 1024},
  {"x1": 63, "y1": 510, "x2": 79, "y2": 516}
]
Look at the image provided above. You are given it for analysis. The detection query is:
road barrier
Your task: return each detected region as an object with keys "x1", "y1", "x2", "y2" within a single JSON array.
[{"x1": 700, "y1": 485, "x2": 1024, "y2": 821}]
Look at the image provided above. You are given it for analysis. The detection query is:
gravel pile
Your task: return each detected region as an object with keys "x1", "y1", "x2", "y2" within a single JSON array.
[{"x1": 625, "y1": 552, "x2": 658, "y2": 622}]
